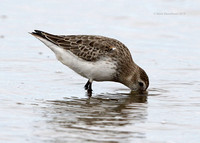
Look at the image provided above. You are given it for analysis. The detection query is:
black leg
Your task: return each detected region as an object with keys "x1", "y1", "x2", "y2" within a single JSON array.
[
  {"x1": 84, "y1": 80, "x2": 93, "y2": 97},
  {"x1": 87, "y1": 82, "x2": 92, "y2": 97},
  {"x1": 84, "y1": 80, "x2": 90, "y2": 90},
  {"x1": 88, "y1": 82, "x2": 92, "y2": 92}
]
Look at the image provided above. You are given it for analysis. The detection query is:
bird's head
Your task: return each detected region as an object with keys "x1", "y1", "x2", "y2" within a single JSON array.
[{"x1": 121, "y1": 66, "x2": 149, "y2": 92}]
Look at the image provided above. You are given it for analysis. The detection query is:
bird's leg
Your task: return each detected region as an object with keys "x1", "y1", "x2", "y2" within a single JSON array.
[
  {"x1": 88, "y1": 81, "x2": 92, "y2": 93},
  {"x1": 84, "y1": 79, "x2": 93, "y2": 97},
  {"x1": 87, "y1": 82, "x2": 92, "y2": 97},
  {"x1": 84, "y1": 80, "x2": 90, "y2": 90}
]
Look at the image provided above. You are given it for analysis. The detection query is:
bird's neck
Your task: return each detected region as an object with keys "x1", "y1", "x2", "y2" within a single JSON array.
[{"x1": 117, "y1": 63, "x2": 138, "y2": 88}]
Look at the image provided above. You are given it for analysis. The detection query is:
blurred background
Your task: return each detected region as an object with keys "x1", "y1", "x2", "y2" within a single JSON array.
[{"x1": 0, "y1": 0, "x2": 200, "y2": 143}]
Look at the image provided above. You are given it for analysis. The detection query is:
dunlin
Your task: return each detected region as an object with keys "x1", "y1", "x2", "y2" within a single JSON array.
[{"x1": 31, "y1": 30, "x2": 149, "y2": 95}]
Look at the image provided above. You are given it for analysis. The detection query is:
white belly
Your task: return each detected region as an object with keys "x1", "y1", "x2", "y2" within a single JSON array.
[
  {"x1": 57, "y1": 48, "x2": 117, "y2": 81},
  {"x1": 37, "y1": 37, "x2": 117, "y2": 81}
]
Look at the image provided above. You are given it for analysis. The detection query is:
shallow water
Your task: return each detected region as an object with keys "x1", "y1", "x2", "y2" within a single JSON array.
[{"x1": 1, "y1": 0, "x2": 200, "y2": 143}]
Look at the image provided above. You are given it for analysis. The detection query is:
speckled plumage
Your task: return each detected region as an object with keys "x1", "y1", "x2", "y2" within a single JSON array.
[{"x1": 31, "y1": 30, "x2": 149, "y2": 95}]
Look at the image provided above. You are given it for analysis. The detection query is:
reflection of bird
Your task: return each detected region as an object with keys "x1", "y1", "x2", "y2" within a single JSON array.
[{"x1": 31, "y1": 30, "x2": 149, "y2": 95}]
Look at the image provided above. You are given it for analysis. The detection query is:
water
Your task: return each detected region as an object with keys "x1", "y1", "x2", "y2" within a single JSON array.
[{"x1": 1, "y1": 0, "x2": 200, "y2": 142}]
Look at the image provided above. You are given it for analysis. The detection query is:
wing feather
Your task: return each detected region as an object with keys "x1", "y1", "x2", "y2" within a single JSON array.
[{"x1": 35, "y1": 31, "x2": 117, "y2": 61}]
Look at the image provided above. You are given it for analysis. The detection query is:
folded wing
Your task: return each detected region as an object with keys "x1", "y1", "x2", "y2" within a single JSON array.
[{"x1": 32, "y1": 30, "x2": 117, "y2": 61}]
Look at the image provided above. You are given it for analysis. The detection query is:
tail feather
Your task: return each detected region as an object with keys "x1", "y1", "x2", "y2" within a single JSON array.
[
  {"x1": 30, "y1": 30, "x2": 47, "y2": 39},
  {"x1": 30, "y1": 30, "x2": 62, "y2": 53},
  {"x1": 30, "y1": 30, "x2": 62, "y2": 45},
  {"x1": 33, "y1": 30, "x2": 44, "y2": 36}
]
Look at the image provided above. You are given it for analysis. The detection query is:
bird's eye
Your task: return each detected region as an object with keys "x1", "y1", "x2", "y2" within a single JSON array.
[{"x1": 138, "y1": 82, "x2": 144, "y2": 87}]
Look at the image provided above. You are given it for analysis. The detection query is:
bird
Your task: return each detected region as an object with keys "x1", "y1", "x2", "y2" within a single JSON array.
[{"x1": 30, "y1": 30, "x2": 149, "y2": 96}]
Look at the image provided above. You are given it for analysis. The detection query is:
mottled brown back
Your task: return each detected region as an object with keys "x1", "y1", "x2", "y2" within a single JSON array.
[
  {"x1": 37, "y1": 31, "x2": 118, "y2": 61},
  {"x1": 32, "y1": 30, "x2": 133, "y2": 63}
]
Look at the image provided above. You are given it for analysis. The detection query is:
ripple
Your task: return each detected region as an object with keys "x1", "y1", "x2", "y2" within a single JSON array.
[{"x1": 38, "y1": 93, "x2": 148, "y2": 142}]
